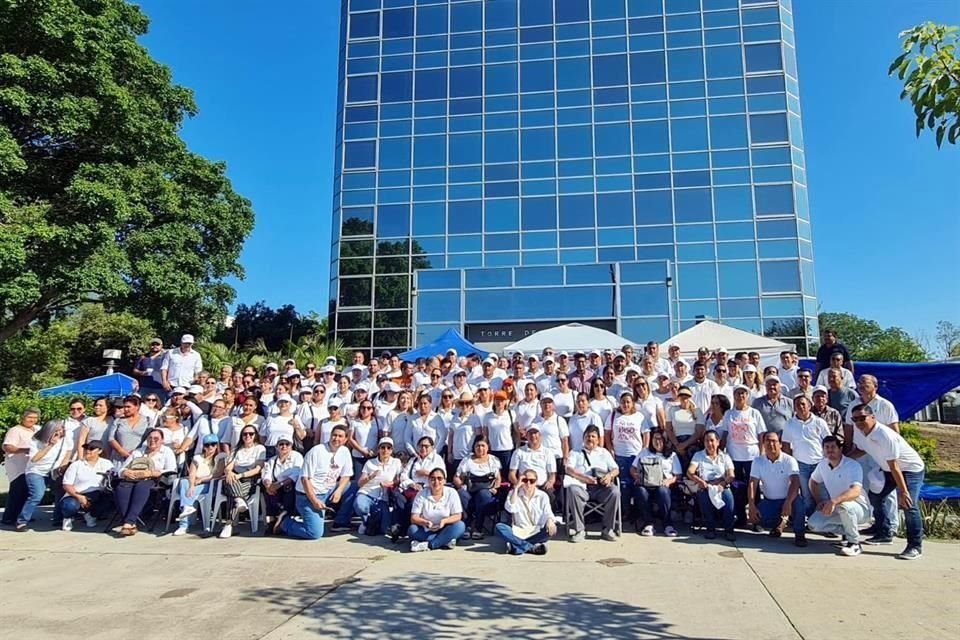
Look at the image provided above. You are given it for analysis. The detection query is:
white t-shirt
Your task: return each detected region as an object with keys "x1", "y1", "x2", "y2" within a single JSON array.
[
  {"x1": 637, "y1": 396, "x2": 664, "y2": 429},
  {"x1": 411, "y1": 486, "x2": 462, "y2": 527},
  {"x1": 690, "y1": 449, "x2": 734, "y2": 482},
  {"x1": 844, "y1": 395, "x2": 899, "y2": 427},
  {"x1": 358, "y1": 456, "x2": 403, "y2": 499},
  {"x1": 449, "y1": 413, "x2": 482, "y2": 460},
  {"x1": 607, "y1": 410, "x2": 649, "y2": 457},
  {"x1": 778, "y1": 365, "x2": 799, "y2": 391},
  {"x1": 718, "y1": 407, "x2": 767, "y2": 462},
  {"x1": 853, "y1": 423, "x2": 924, "y2": 473},
  {"x1": 816, "y1": 367, "x2": 856, "y2": 390},
  {"x1": 749, "y1": 452, "x2": 799, "y2": 500},
  {"x1": 401, "y1": 451, "x2": 445, "y2": 489},
  {"x1": 410, "y1": 412, "x2": 440, "y2": 454},
  {"x1": 568, "y1": 410, "x2": 604, "y2": 451},
  {"x1": 514, "y1": 400, "x2": 540, "y2": 429},
  {"x1": 564, "y1": 446, "x2": 618, "y2": 488},
  {"x1": 811, "y1": 456, "x2": 868, "y2": 507},
  {"x1": 589, "y1": 396, "x2": 617, "y2": 428},
  {"x1": 349, "y1": 418, "x2": 380, "y2": 458},
  {"x1": 261, "y1": 415, "x2": 296, "y2": 448},
  {"x1": 688, "y1": 378, "x2": 721, "y2": 415},
  {"x1": 483, "y1": 410, "x2": 515, "y2": 452},
  {"x1": 552, "y1": 390, "x2": 577, "y2": 418},
  {"x1": 781, "y1": 416, "x2": 832, "y2": 465},
  {"x1": 62, "y1": 458, "x2": 114, "y2": 493},
  {"x1": 504, "y1": 488, "x2": 554, "y2": 529},
  {"x1": 668, "y1": 405, "x2": 703, "y2": 437},
  {"x1": 532, "y1": 414, "x2": 569, "y2": 460},
  {"x1": 297, "y1": 444, "x2": 352, "y2": 494},
  {"x1": 25, "y1": 436, "x2": 73, "y2": 476},
  {"x1": 509, "y1": 446, "x2": 556, "y2": 486}
]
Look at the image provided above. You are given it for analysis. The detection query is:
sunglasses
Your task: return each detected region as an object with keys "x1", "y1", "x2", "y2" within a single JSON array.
[
  {"x1": 557, "y1": 378, "x2": 567, "y2": 382},
  {"x1": 277, "y1": 442, "x2": 292, "y2": 447},
  {"x1": 242, "y1": 432, "x2": 256, "y2": 437},
  {"x1": 70, "y1": 407, "x2": 84, "y2": 412},
  {"x1": 520, "y1": 478, "x2": 537, "y2": 485},
  {"x1": 431, "y1": 374, "x2": 441, "y2": 378},
  {"x1": 428, "y1": 476, "x2": 445, "y2": 482},
  {"x1": 203, "y1": 442, "x2": 218, "y2": 448},
  {"x1": 852, "y1": 416, "x2": 868, "y2": 423},
  {"x1": 441, "y1": 395, "x2": 454, "y2": 399},
  {"x1": 146, "y1": 398, "x2": 159, "y2": 403},
  {"x1": 379, "y1": 444, "x2": 393, "y2": 450}
]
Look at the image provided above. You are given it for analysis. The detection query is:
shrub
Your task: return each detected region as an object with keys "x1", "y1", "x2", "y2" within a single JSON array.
[{"x1": 900, "y1": 422, "x2": 937, "y2": 468}]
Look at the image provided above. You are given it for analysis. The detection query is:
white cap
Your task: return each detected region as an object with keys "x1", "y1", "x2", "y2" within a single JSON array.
[
  {"x1": 528, "y1": 354, "x2": 540, "y2": 361},
  {"x1": 733, "y1": 384, "x2": 751, "y2": 393},
  {"x1": 180, "y1": 334, "x2": 195, "y2": 344},
  {"x1": 743, "y1": 364, "x2": 758, "y2": 373},
  {"x1": 320, "y1": 365, "x2": 336, "y2": 374},
  {"x1": 299, "y1": 387, "x2": 313, "y2": 395},
  {"x1": 812, "y1": 385, "x2": 829, "y2": 395},
  {"x1": 265, "y1": 362, "x2": 279, "y2": 371},
  {"x1": 171, "y1": 386, "x2": 187, "y2": 395},
  {"x1": 764, "y1": 375, "x2": 781, "y2": 384},
  {"x1": 446, "y1": 348, "x2": 457, "y2": 356},
  {"x1": 383, "y1": 381, "x2": 401, "y2": 393},
  {"x1": 589, "y1": 349, "x2": 601, "y2": 356},
  {"x1": 378, "y1": 436, "x2": 394, "y2": 447},
  {"x1": 477, "y1": 381, "x2": 491, "y2": 390},
  {"x1": 558, "y1": 351, "x2": 569, "y2": 358},
  {"x1": 483, "y1": 356, "x2": 497, "y2": 365},
  {"x1": 543, "y1": 356, "x2": 555, "y2": 364},
  {"x1": 276, "y1": 394, "x2": 293, "y2": 404},
  {"x1": 327, "y1": 397, "x2": 343, "y2": 408},
  {"x1": 716, "y1": 346, "x2": 728, "y2": 353},
  {"x1": 325, "y1": 356, "x2": 337, "y2": 364},
  {"x1": 312, "y1": 382, "x2": 327, "y2": 390},
  {"x1": 285, "y1": 369, "x2": 302, "y2": 378},
  {"x1": 188, "y1": 384, "x2": 204, "y2": 395},
  {"x1": 667, "y1": 343, "x2": 679, "y2": 349},
  {"x1": 539, "y1": 393, "x2": 554, "y2": 403}
]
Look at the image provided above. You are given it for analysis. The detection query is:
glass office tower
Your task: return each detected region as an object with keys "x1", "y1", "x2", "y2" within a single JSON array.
[{"x1": 329, "y1": 0, "x2": 818, "y2": 355}]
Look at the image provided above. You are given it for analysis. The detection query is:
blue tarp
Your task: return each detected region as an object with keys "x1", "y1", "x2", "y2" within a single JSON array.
[
  {"x1": 39, "y1": 373, "x2": 137, "y2": 398},
  {"x1": 920, "y1": 484, "x2": 960, "y2": 501},
  {"x1": 800, "y1": 359, "x2": 960, "y2": 419},
  {"x1": 399, "y1": 329, "x2": 489, "y2": 362}
]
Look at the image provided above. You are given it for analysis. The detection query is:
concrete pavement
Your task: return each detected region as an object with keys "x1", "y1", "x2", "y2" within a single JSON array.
[{"x1": 1, "y1": 513, "x2": 957, "y2": 640}]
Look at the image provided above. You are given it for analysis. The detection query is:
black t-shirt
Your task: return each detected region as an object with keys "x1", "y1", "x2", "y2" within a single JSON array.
[{"x1": 816, "y1": 342, "x2": 851, "y2": 371}]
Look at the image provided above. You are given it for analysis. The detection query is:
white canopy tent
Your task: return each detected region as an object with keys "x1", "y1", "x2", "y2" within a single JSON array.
[
  {"x1": 502, "y1": 323, "x2": 636, "y2": 355},
  {"x1": 665, "y1": 320, "x2": 791, "y2": 361}
]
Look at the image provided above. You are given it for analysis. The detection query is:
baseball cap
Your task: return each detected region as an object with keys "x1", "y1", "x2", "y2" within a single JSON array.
[
  {"x1": 180, "y1": 334, "x2": 195, "y2": 344},
  {"x1": 327, "y1": 397, "x2": 343, "y2": 408},
  {"x1": 201, "y1": 434, "x2": 220, "y2": 446},
  {"x1": 265, "y1": 362, "x2": 279, "y2": 371},
  {"x1": 483, "y1": 356, "x2": 497, "y2": 366},
  {"x1": 171, "y1": 386, "x2": 187, "y2": 395},
  {"x1": 526, "y1": 424, "x2": 540, "y2": 433},
  {"x1": 378, "y1": 436, "x2": 394, "y2": 447},
  {"x1": 539, "y1": 394, "x2": 554, "y2": 403},
  {"x1": 742, "y1": 364, "x2": 757, "y2": 373},
  {"x1": 276, "y1": 436, "x2": 293, "y2": 445},
  {"x1": 677, "y1": 386, "x2": 693, "y2": 397},
  {"x1": 589, "y1": 349, "x2": 601, "y2": 357},
  {"x1": 284, "y1": 358, "x2": 296, "y2": 366},
  {"x1": 477, "y1": 381, "x2": 491, "y2": 390},
  {"x1": 83, "y1": 440, "x2": 104, "y2": 450},
  {"x1": 528, "y1": 354, "x2": 540, "y2": 361},
  {"x1": 299, "y1": 387, "x2": 313, "y2": 395},
  {"x1": 150, "y1": 338, "x2": 163, "y2": 346},
  {"x1": 493, "y1": 390, "x2": 508, "y2": 401},
  {"x1": 312, "y1": 382, "x2": 327, "y2": 391},
  {"x1": 285, "y1": 369, "x2": 302, "y2": 378},
  {"x1": 276, "y1": 394, "x2": 293, "y2": 403},
  {"x1": 383, "y1": 381, "x2": 401, "y2": 393},
  {"x1": 543, "y1": 356, "x2": 555, "y2": 364},
  {"x1": 764, "y1": 375, "x2": 782, "y2": 384},
  {"x1": 812, "y1": 385, "x2": 829, "y2": 395},
  {"x1": 188, "y1": 384, "x2": 203, "y2": 395},
  {"x1": 733, "y1": 384, "x2": 750, "y2": 393}
]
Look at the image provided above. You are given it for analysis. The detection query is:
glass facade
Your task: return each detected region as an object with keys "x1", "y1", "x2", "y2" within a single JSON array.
[{"x1": 329, "y1": 0, "x2": 818, "y2": 355}]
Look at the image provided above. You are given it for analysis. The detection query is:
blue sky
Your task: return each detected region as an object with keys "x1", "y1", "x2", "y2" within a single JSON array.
[{"x1": 136, "y1": 0, "x2": 960, "y2": 341}]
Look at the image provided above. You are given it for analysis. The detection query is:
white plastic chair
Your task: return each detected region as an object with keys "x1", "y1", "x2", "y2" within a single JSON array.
[
  {"x1": 165, "y1": 479, "x2": 218, "y2": 533},
  {"x1": 212, "y1": 482, "x2": 264, "y2": 534}
]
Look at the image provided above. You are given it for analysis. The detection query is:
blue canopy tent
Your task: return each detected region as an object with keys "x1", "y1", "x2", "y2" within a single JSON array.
[
  {"x1": 399, "y1": 329, "x2": 489, "y2": 362},
  {"x1": 800, "y1": 359, "x2": 960, "y2": 419},
  {"x1": 39, "y1": 373, "x2": 137, "y2": 398}
]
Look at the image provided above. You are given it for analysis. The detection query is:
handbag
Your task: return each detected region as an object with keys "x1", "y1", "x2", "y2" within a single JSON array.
[
  {"x1": 47, "y1": 438, "x2": 68, "y2": 482},
  {"x1": 467, "y1": 472, "x2": 496, "y2": 493},
  {"x1": 639, "y1": 457, "x2": 666, "y2": 488}
]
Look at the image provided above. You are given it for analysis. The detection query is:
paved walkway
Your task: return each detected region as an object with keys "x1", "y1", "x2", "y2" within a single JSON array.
[{"x1": 1, "y1": 512, "x2": 957, "y2": 640}]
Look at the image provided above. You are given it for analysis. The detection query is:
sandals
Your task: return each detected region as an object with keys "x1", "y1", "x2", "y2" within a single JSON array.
[{"x1": 120, "y1": 525, "x2": 137, "y2": 537}]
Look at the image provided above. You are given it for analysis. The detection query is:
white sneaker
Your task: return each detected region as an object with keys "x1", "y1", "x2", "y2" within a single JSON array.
[
  {"x1": 665, "y1": 526, "x2": 678, "y2": 537},
  {"x1": 602, "y1": 529, "x2": 617, "y2": 541},
  {"x1": 410, "y1": 540, "x2": 429, "y2": 552},
  {"x1": 179, "y1": 505, "x2": 197, "y2": 519},
  {"x1": 83, "y1": 513, "x2": 98, "y2": 528},
  {"x1": 640, "y1": 525, "x2": 654, "y2": 537},
  {"x1": 445, "y1": 538, "x2": 457, "y2": 549},
  {"x1": 61, "y1": 518, "x2": 73, "y2": 532},
  {"x1": 218, "y1": 524, "x2": 233, "y2": 539},
  {"x1": 173, "y1": 525, "x2": 188, "y2": 536},
  {"x1": 234, "y1": 498, "x2": 248, "y2": 513},
  {"x1": 571, "y1": 531, "x2": 586, "y2": 543},
  {"x1": 840, "y1": 542, "x2": 862, "y2": 557}
]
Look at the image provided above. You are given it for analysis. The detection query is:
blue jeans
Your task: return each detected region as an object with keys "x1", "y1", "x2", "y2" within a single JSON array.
[
  {"x1": 176, "y1": 478, "x2": 211, "y2": 524},
  {"x1": 634, "y1": 485, "x2": 673, "y2": 527},
  {"x1": 283, "y1": 485, "x2": 358, "y2": 540},
  {"x1": 60, "y1": 491, "x2": 108, "y2": 519},
  {"x1": 494, "y1": 522, "x2": 550, "y2": 555},
  {"x1": 697, "y1": 487, "x2": 735, "y2": 532},
  {"x1": 797, "y1": 461, "x2": 818, "y2": 516},
  {"x1": 871, "y1": 470, "x2": 924, "y2": 548},
  {"x1": 17, "y1": 473, "x2": 50, "y2": 526},
  {"x1": 615, "y1": 454, "x2": 636, "y2": 513},
  {"x1": 408, "y1": 521, "x2": 467, "y2": 549},
  {"x1": 757, "y1": 497, "x2": 806, "y2": 535},
  {"x1": 457, "y1": 487, "x2": 497, "y2": 529},
  {"x1": 354, "y1": 492, "x2": 393, "y2": 535}
]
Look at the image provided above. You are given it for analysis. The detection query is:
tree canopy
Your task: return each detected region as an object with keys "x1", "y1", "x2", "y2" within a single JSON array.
[
  {"x1": 818, "y1": 312, "x2": 928, "y2": 363},
  {"x1": 0, "y1": 0, "x2": 254, "y2": 345},
  {"x1": 889, "y1": 22, "x2": 960, "y2": 147},
  {"x1": 216, "y1": 301, "x2": 325, "y2": 353}
]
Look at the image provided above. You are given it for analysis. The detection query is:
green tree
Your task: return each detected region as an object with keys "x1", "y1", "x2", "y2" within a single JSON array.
[
  {"x1": 215, "y1": 301, "x2": 324, "y2": 352},
  {"x1": 0, "y1": 0, "x2": 254, "y2": 345},
  {"x1": 818, "y1": 312, "x2": 928, "y2": 363},
  {"x1": 889, "y1": 22, "x2": 960, "y2": 147},
  {"x1": 935, "y1": 320, "x2": 960, "y2": 358}
]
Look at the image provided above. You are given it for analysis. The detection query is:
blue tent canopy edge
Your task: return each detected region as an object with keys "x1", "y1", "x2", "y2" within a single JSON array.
[
  {"x1": 399, "y1": 329, "x2": 489, "y2": 362},
  {"x1": 38, "y1": 373, "x2": 138, "y2": 398}
]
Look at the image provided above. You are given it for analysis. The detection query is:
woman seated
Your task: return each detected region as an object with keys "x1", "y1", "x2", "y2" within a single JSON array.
[
  {"x1": 60, "y1": 440, "x2": 114, "y2": 531},
  {"x1": 173, "y1": 434, "x2": 226, "y2": 536},
  {"x1": 631, "y1": 429, "x2": 682, "y2": 537},
  {"x1": 564, "y1": 425, "x2": 621, "y2": 542},
  {"x1": 495, "y1": 468, "x2": 557, "y2": 556},
  {"x1": 261, "y1": 436, "x2": 304, "y2": 530},
  {"x1": 354, "y1": 436, "x2": 403, "y2": 536},
  {"x1": 393, "y1": 436, "x2": 445, "y2": 539},
  {"x1": 687, "y1": 429, "x2": 736, "y2": 541},
  {"x1": 15, "y1": 420, "x2": 73, "y2": 531},
  {"x1": 158, "y1": 410, "x2": 194, "y2": 468},
  {"x1": 452, "y1": 434, "x2": 502, "y2": 540},
  {"x1": 115, "y1": 428, "x2": 178, "y2": 536},
  {"x1": 218, "y1": 426, "x2": 266, "y2": 539},
  {"x1": 408, "y1": 468, "x2": 466, "y2": 552}
]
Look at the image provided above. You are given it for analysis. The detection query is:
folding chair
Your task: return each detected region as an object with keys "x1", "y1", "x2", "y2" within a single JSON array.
[{"x1": 563, "y1": 482, "x2": 623, "y2": 538}]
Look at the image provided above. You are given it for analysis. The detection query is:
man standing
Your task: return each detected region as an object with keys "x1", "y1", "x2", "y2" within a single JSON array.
[
  {"x1": 752, "y1": 376, "x2": 793, "y2": 436},
  {"x1": 827, "y1": 369, "x2": 859, "y2": 419},
  {"x1": 781, "y1": 396, "x2": 832, "y2": 518},
  {"x1": 777, "y1": 350, "x2": 799, "y2": 391},
  {"x1": 160, "y1": 334, "x2": 203, "y2": 392},
  {"x1": 849, "y1": 405, "x2": 925, "y2": 559},
  {"x1": 568, "y1": 352, "x2": 594, "y2": 393},
  {"x1": 133, "y1": 338, "x2": 166, "y2": 394},
  {"x1": 808, "y1": 436, "x2": 871, "y2": 557},
  {"x1": 811, "y1": 386, "x2": 845, "y2": 447},
  {"x1": 788, "y1": 369, "x2": 815, "y2": 400},
  {"x1": 748, "y1": 432, "x2": 806, "y2": 546},
  {"x1": 845, "y1": 375, "x2": 899, "y2": 433},
  {"x1": 278, "y1": 424, "x2": 356, "y2": 539},
  {"x1": 645, "y1": 341, "x2": 672, "y2": 376},
  {"x1": 815, "y1": 329, "x2": 854, "y2": 379},
  {"x1": 688, "y1": 362, "x2": 721, "y2": 416}
]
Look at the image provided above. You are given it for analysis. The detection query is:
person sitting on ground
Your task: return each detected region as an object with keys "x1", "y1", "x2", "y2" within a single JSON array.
[
  {"x1": 261, "y1": 436, "x2": 304, "y2": 531},
  {"x1": 115, "y1": 428, "x2": 177, "y2": 536},
  {"x1": 276, "y1": 424, "x2": 355, "y2": 539},
  {"x1": 747, "y1": 431, "x2": 806, "y2": 546},
  {"x1": 354, "y1": 436, "x2": 403, "y2": 536},
  {"x1": 16, "y1": 420, "x2": 73, "y2": 532},
  {"x1": 631, "y1": 429, "x2": 681, "y2": 537},
  {"x1": 495, "y1": 468, "x2": 557, "y2": 556},
  {"x1": 808, "y1": 435, "x2": 872, "y2": 557},
  {"x1": 508, "y1": 425, "x2": 557, "y2": 505},
  {"x1": 564, "y1": 425, "x2": 621, "y2": 542},
  {"x1": 453, "y1": 434, "x2": 502, "y2": 540},
  {"x1": 217, "y1": 426, "x2": 266, "y2": 539},
  {"x1": 687, "y1": 430, "x2": 736, "y2": 541},
  {"x1": 60, "y1": 440, "x2": 114, "y2": 531},
  {"x1": 408, "y1": 467, "x2": 466, "y2": 552},
  {"x1": 173, "y1": 434, "x2": 226, "y2": 535}
]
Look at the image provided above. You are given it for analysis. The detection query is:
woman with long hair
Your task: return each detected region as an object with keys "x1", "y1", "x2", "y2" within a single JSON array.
[
  {"x1": 15, "y1": 420, "x2": 73, "y2": 531},
  {"x1": 217, "y1": 425, "x2": 266, "y2": 539},
  {"x1": 453, "y1": 434, "x2": 502, "y2": 540},
  {"x1": 631, "y1": 429, "x2": 682, "y2": 537}
]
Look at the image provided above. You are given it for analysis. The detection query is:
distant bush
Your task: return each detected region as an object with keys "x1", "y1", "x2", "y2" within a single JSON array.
[
  {"x1": 0, "y1": 390, "x2": 82, "y2": 451},
  {"x1": 901, "y1": 422, "x2": 938, "y2": 468}
]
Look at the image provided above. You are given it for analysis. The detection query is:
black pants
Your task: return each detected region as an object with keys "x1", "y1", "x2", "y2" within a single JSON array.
[{"x1": 2, "y1": 474, "x2": 28, "y2": 525}]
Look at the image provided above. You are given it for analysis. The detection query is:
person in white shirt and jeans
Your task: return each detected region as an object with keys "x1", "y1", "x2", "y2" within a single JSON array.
[
  {"x1": 495, "y1": 468, "x2": 557, "y2": 555},
  {"x1": 808, "y1": 436, "x2": 871, "y2": 557}
]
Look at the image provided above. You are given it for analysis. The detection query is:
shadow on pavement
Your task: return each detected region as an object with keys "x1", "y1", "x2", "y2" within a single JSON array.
[{"x1": 240, "y1": 573, "x2": 727, "y2": 639}]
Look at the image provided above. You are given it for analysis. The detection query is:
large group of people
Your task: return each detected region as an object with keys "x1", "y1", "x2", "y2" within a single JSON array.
[{"x1": 0, "y1": 330, "x2": 926, "y2": 560}]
